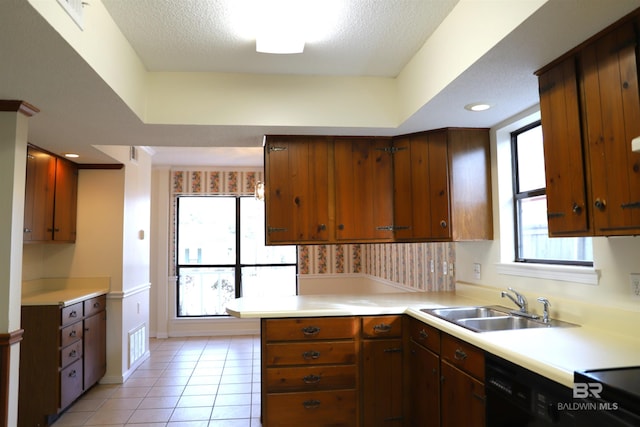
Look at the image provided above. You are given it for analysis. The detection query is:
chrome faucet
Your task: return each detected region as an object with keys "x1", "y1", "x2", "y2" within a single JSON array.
[
  {"x1": 501, "y1": 287, "x2": 528, "y2": 313},
  {"x1": 537, "y1": 297, "x2": 551, "y2": 323}
]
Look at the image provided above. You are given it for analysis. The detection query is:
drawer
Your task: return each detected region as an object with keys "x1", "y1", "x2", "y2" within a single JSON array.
[
  {"x1": 60, "y1": 321, "x2": 84, "y2": 348},
  {"x1": 60, "y1": 358, "x2": 83, "y2": 410},
  {"x1": 265, "y1": 341, "x2": 357, "y2": 366},
  {"x1": 266, "y1": 365, "x2": 357, "y2": 392},
  {"x1": 84, "y1": 295, "x2": 106, "y2": 317},
  {"x1": 60, "y1": 340, "x2": 83, "y2": 368},
  {"x1": 61, "y1": 302, "x2": 82, "y2": 326},
  {"x1": 408, "y1": 317, "x2": 441, "y2": 354},
  {"x1": 441, "y1": 333, "x2": 484, "y2": 381},
  {"x1": 266, "y1": 389, "x2": 357, "y2": 426},
  {"x1": 263, "y1": 317, "x2": 358, "y2": 341},
  {"x1": 361, "y1": 315, "x2": 403, "y2": 338}
]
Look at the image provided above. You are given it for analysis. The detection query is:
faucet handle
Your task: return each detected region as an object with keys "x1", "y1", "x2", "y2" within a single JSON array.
[{"x1": 537, "y1": 297, "x2": 551, "y2": 323}]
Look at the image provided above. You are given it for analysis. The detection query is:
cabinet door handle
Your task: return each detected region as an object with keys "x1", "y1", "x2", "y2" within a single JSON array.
[
  {"x1": 440, "y1": 220, "x2": 447, "y2": 228},
  {"x1": 419, "y1": 329, "x2": 429, "y2": 340},
  {"x1": 594, "y1": 198, "x2": 606, "y2": 211},
  {"x1": 301, "y1": 326, "x2": 320, "y2": 336},
  {"x1": 69, "y1": 349, "x2": 77, "y2": 357},
  {"x1": 303, "y1": 399, "x2": 321, "y2": 409},
  {"x1": 572, "y1": 203, "x2": 583, "y2": 214},
  {"x1": 69, "y1": 330, "x2": 77, "y2": 338},
  {"x1": 454, "y1": 348, "x2": 467, "y2": 360},
  {"x1": 93, "y1": 302, "x2": 101, "y2": 308},
  {"x1": 302, "y1": 351, "x2": 320, "y2": 360},
  {"x1": 373, "y1": 323, "x2": 392, "y2": 334},
  {"x1": 68, "y1": 370, "x2": 77, "y2": 378},
  {"x1": 303, "y1": 374, "x2": 321, "y2": 384}
]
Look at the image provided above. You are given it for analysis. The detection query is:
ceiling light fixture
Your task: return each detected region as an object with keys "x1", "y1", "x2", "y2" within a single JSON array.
[
  {"x1": 64, "y1": 153, "x2": 80, "y2": 158},
  {"x1": 465, "y1": 103, "x2": 492, "y2": 112},
  {"x1": 255, "y1": 0, "x2": 307, "y2": 54}
]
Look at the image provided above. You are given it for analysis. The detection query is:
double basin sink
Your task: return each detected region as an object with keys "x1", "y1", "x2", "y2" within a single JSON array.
[{"x1": 422, "y1": 306, "x2": 576, "y2": 333}]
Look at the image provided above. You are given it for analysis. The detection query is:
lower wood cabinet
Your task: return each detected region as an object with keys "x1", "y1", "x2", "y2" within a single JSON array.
[
  {"x1": 361, "y1": 316, "x2": 404, "y2": 427},
  {"x1": 440, "y1": 333, "x2": 486, "y2": 427},
  {"x1": 19, "y1": 294, "x2": 107, "y2": 426},
  {"x1": 261, "y1": 317, "x2": 360, "y2": 427},
  {"x1": 260, "y1": 314, "x2": 488, "y2": 427}
]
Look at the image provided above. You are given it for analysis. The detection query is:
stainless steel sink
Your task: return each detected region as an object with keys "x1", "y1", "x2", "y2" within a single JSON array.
[
  {"x1": 457, "y1": 316, "x2": 549, "y2": 332},
  {"x1": 426, "y1": 306, "x2": 509, "y2": 321},
  {"x1": 421, "y1": 305, "x2": 577, "y2": 333}
]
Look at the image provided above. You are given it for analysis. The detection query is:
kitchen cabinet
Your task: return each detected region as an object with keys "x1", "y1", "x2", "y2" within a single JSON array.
[
  {"x1": 18, "y1": 294, "x2": 106, "y2": 426},
  {"x1": 263, "y1": 128, "x2": 492, "y2": 244},
  {"x1": 261, "y1": 317, "x2": 360, "y2": 426},
  {"x1": 361, "y1": 315, "x2": 403, "y2": 426},
  {"x1": 264, "y1": 136, "x2": 331, "y2": 244},
  {"x1": 405, "y1": 317, "x2": 440, "y2": 427},
  {"x1": 538, "y1": 16, "x2": 640, "y2": 236},
  {"x1": 393, "y1": 128, "x2": 492, "y2": 241},
  {"x1": 23, "y1": 145, "x2": 78, "y2": 243},
  {"x1": 440, "y1": 333, "x2": 485, "y2": 427},
  {"x1": 334, "y1": 137, "x2": 395, "y2": 242}
]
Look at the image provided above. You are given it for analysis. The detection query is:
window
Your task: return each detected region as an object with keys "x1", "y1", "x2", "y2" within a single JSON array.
[
  {"x1": 176, "y1": 196, "x2": 297, "y2": 316},
  {"x1": 511, "y1": 121, "x2": 593, "y2": 266}
]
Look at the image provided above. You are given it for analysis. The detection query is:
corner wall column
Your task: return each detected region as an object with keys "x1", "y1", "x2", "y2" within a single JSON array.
[{"x1": 0, "y1": 100, "x2": 39, "y2": 427}]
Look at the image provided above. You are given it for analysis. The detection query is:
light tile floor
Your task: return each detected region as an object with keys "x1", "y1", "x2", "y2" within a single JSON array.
[{"x1": 52, "y1": 335, "x2": 262, "y2": 427}]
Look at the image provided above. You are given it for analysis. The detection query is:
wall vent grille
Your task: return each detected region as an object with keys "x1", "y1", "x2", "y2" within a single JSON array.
[
  {"x1": 128, "y1": 323, "x2": 146, "y2": 368},
  {"x1": 56, "y1": 0, "x2": 84, "y2": 30}
]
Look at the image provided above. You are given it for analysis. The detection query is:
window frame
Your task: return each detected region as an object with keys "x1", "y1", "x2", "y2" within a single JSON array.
[
  {"x1": 510, "y1": 120, "x2": 593, "y2": 267},
  {"x1": 175, "y1": 195, "x2": 298, "y2": 317}
]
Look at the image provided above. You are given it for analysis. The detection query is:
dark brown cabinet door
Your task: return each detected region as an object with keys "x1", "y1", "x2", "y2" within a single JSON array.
[
  {"x1": 23, "y1": 147, "x2": 56, "y2": 241},
  {"x1": 538, "y1": 57, "x2": 590, "y2": 236},
  {"x1": 334, "y1": 137, "x2": 394, "y2": 241},
  {"x1": 362, "y1": 339, "x2": 403, "y2": 426},
  {"x1": 407, "y1": 340, "x2": 440, "y2": 427},
  {"x1": 264, "y1": 136, "x2": 330, "y2": 244},
  {"x1": 440, "y1": 361, "x2": 485, "y2": 427},
  {"x1": 53, "y1": 157, "x2": 78, "y2": 242},
  {"x1": 581, "y1": 22, "x2": 640, "y2": 235},
  {"x1": 83, "y1": 310, "x2": 106, "y2": 390}
]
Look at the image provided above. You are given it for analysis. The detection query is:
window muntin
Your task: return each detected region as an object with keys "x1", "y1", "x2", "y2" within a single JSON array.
[
  {"x1": 512, "y1": 122, "x2": 593, "y2": 266},
  {"x1": 176, "y1": 196, "x2": 297, "y2": 316}
]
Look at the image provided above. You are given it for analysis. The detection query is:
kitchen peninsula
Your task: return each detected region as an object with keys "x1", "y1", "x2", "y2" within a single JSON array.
[{"x1": 227, "y1": 286, "x2": 640, "y2": 426}]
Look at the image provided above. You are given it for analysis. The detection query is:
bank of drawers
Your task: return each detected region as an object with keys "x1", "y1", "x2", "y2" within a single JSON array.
[{"x1": 262, "y1": 317, "x2": 360, "y2": 427}]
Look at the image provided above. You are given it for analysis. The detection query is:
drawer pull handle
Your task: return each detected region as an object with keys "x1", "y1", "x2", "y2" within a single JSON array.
[
  {"x1": 373, "y1": 323, "x2": 392, "y2": 333},
  {"x1": 384, "y1": 347, "x2": 402, "y2": 353},
  {"x1": 69, "y1": 330, "x2": 77, "y2": 338},
  {"x1": 69, "y1": 349, "x2": 77, "y2": 357},
  {"x1": 93, "y1": 302, "x2": 101, "y2": 308},
  {"x1": 454, "y1": 348, "x2": 467, "y2": 361},
  {"x1": 419, "y1": 329, "x2": 429, "y2": 340},
  {"x1": 303, "y1": 374, "x2": 321, "y2": 384},
  {"x1": 69, "y1": 311, "x2": 78, "y2": 318},
  {"x1": 301, "y1": 326, "x2": 320, "y2": 336},
  {"x1": 68, "y1": 370, "x2": 77, "y2": 378},
  {"x1": 303, "y1": 399, "x2": 321, "y2": 409},
  {"x1": 302, "y1": 351, "x2": 320, "y2": 360}
]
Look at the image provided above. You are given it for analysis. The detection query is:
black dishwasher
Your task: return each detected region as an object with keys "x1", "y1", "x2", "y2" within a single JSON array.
[{"x1": 486, "y1": 354, "x2": 576, "y2": 426}]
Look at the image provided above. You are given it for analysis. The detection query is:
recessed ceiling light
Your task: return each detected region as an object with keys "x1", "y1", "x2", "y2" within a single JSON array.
[
  {"x1": 65, "y1": 153, "x2": 79, "y2": 158},
  {"x1": 465, "y1": 103, "x2": 491, "y2": 112}
]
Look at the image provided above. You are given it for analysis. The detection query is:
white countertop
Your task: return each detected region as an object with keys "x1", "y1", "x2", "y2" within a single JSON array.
[
  {"x1": 21, "y1": 288, "x2": 109, "y2": 307},
  {"x1": 226, "y1": 292, "x2": 640, "y2": 388}
]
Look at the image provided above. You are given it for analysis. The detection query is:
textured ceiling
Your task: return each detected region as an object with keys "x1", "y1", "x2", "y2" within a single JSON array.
[{"x1": 102, "y1": 0, "x2": 459, "y2": 76}]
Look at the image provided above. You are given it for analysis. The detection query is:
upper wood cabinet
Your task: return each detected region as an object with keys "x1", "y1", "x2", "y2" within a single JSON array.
[
  {"x1": 393, "y1": 129, "x2": 492, "y2": 241},
  {"x1": 264, "y1": 136, "x2": 331, "y2": 244},
  {"x1": 334, "y1": 137, "x2": 394, "y2": 242},
  {"x1": 23, "y1": 145, "x2": 78, "y2": 243},
  {"x1": 538, "y1": 13, "x2": 640, "y2": 236},
  {"x1": 264, "y1": 129, "x2": 492, "y2": 244}
]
